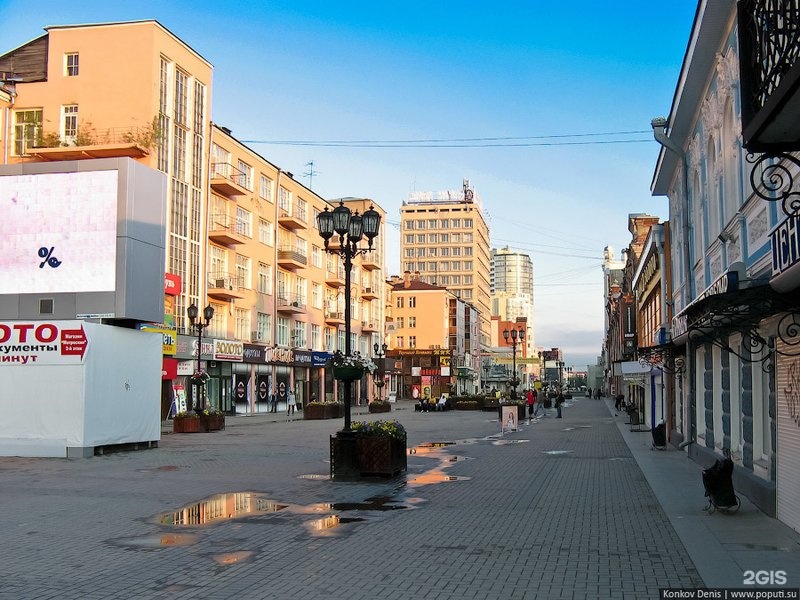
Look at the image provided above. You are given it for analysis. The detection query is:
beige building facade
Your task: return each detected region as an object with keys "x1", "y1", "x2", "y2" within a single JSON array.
[
  {"x1": 399, "y1": 181, "x2": 491, "y2": 349},
  {"x1": 0, "y1": 20, "x2": 387, "y2": 414}
]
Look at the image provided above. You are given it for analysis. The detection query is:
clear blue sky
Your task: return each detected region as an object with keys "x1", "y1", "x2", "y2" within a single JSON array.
[{"x1": 1, "y1": 0, "x2": 698, "y2": 367}]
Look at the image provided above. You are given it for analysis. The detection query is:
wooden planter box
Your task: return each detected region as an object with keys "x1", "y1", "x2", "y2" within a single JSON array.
[
  {"x1": 368, "y1": 402, "x2": 391, "y2": 414},
  {"x1": 304, "y1": 404, "x2": 344, "y2": 420},
  {"x1": 356, "y1": 436, "x2": 407, "y2": 477},
  {"x1": 200, "y1": 415, "x2": 225, "y2": 431},
  {"x1": 173, "y1": 417, "x2": 202, "y2": 433}
]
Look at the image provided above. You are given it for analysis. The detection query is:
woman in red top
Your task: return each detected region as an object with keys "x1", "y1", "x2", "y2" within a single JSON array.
[{"x1": 526, "y1": 389, "x2": 535, "y2": 421}]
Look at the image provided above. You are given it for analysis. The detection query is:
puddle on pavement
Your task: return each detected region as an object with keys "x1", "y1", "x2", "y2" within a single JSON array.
[
  {"x1": 562, "y1": 427, "x2": 576, "y2": 431},
  {"x1": 110, "y1": 532, "x2": 199, "y2": 549},
  {"x1": 543, "y1": 450, "x2": 574, "y2": 455},
  {"x1": 306, "y1": 515, "x2": 367, "y2": 536},
  {"x1": 157, "y1": 491, "x2": 289, "y2": 526},
  {"x1": 298, "y1": 473, "x2": 330, "y2": 480},
  {"x1": 492, "y1": 439, "x2": 530, "y2": 445},
  {"x1": 212, "y1": 550, "x2": 256, "y2": 565}
]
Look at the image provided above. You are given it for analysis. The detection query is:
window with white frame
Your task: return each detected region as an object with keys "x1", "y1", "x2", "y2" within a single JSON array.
[
  {"x1": 295, "y1": 276, "x2": 308, "y2": 305},
  {"x1": 209, "y1": 245, "x2": 227, "y2": 277},
  {"x1": 416, "y1": 220, "x2": 426, "y2": 229},
  {"x1": 13, "y1": 109, "x2": 42, "y2": 156},
  {"x1": 277, "y1": 271, "x2": 288, "y2": 301},
  {"x1": 416, "y1": 234, "x2": 425, "y2": 243},
  {"x1": 440, "y1": 219, "x2": 449, "y2": 228},
  {"x1": 236, "y1": 206, "x2": 252, "y2": 237},
  {"x1": 312, "y1": 245, "x2": 323, "y2": 268},
  {"x1": 235, "y1": 254, "x2": 251, "y2": 288},
  {"x1": 277, "y1": 316, "x2": 290, "y2": 346},
  {"x1": 174, "y1": 69, "x2": 188, "y2": 126},
  {"x1": 62, "y1": 105, "x2": 78, "y2": 144},
  {"x1": 295, "y1": 197, "x2": 308, "y2": 223},
  {"x1": 311, "y1": 324, "x2": 321, "y2": 350},
  {"x1": 292, "y1": 321, "x2": 306, "y2": 347},
  {"x1": 259, "y1": 218, "x2": 274, "y2": 246},
  {"x1": 409, "y1": 336, "x2": 417, "y2": 348},
  {"x1": 452, "y1": 219, "x2": 461, "y2": 228},
  {"x1": 405, "y1": 234, "x2": 415, "y2": 244},
  {"x1": 278, "y1": 186, "x2": 291, "y2": 213},
  {"x1": 259, "y1": 174, "x2": 274, "y2": 202},
  {"x1": 237, "y1": 160, "x2": 253, "y2": 191},
  {"x1": 440, "y1": 233, "x2": 449, "y2": 243},
  {"x1": 325, "y1": 327, "x2": 335, "y2": 352},
  {"x1": 409, "y1": 297, "x2": 416, "y2": 308},
  {"x1": 408, "y1": 316, "x2": 416, "y2": 328},
  {"x1": 427, "y1": 234, "x2": 437, "y2": 244},
  {"x1": 64, "y1": 52, "x2": 79, "y2": 76},
  {"x1": 464, "y1": 218, "x2": 473, "y2": 228},
  {"x1": 235, "y1": 308, "x2": 250, "y2": 341},
  {"x1": 256, "y1": 312, "x2": 272, "y2": 343},
  {"x1": 209, "y1": 304, "x2": 225, "y2": 338},
  {"x1": 337, "y1": 329, "x2": 345, "y2": 352},
  {"x1": 257, "y1": 262, "x2": 272, "y2": 294},
  {"x1": 312, "y1": 282, "x2": 322, "y2": 308}
]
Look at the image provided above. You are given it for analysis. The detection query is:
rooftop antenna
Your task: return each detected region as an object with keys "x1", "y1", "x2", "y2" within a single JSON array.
[{"x1": 304, "y1": 160, "x2": 318, "y2": 189}]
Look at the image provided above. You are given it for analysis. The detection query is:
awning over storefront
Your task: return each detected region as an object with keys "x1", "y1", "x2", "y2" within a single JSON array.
[{"x1": 614, "y1": 361, "x2": 652, "y2": 387}]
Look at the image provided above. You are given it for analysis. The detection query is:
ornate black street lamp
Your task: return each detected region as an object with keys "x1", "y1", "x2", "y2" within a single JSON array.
[
  {"x1": 502, "y1": 326, "x2": 525, "y2": 400},
  {"x1": 187, "y1": 303, "x2": 214, "y2": 413},
  {"x1": 318, "y1": 200, "x2": 381, "y2": 479},
  {"x1": 373, "y1": 342, "x2": 388, "y2": 401}
]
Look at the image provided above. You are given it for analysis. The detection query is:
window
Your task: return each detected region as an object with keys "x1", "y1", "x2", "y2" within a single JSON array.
[
  {"x1": 465, "y1": 247, "x2": 473, "y2": 256},
  {"x1": 409, "y1": 336, "x2": 417, "y2": 348},
  {"x1": 405, "y1": 235, "x2": 415, "y2": 244},
  {"x1": 452, "y1": 261, "x2": 461, "y2": 271},
  {"x1": 259, "y1": 218, "x2": 274, "y2": 246},
  {"x1": 396, "y1": 297, "x2": 404, "y2": 308},
  {"x1": 174, "y1": 70, "x2": 188, "y2": 126},
  {"x1": 312, "y1": 245, "x2": 323, "y2": 268},
  {"x1": 464, "y1": 218, "x2": 473, "y2": 228},
  {"x1": 452, "y1": 247, "x2": 461, "y2": 256},
  {"x1": 440, "y1": 234, "x2": 449, "y2": 243},
  {"x1": 427, "y1": 234, "x2": 437, "y2": 243},
  {"x1": 428, "y1": 219, "x2": 438, "y2": 229},
  {"x1": 440, "y1": 219, "x2": 450, "y2": 228},
  {"x1": 441, "y1": 248, "x2": 449, "y2": 257},
  {"x1": 256, "y1": 312, "x2": 272, "y2": 344},
  {"x1": 405, "y1": 248, "x2": 415, "y2": 258},
  {"x1": 62, "y1": 105, "x2": 78, "y2": 144},
  {"x1": 238, "y1": 160, "x2": 253, "y2": 191},
  {"x1": 416, "y1": 220, "x2": 426, "y2": 229},
  {"x1": 312, "y1": 282, "x2": 322, "y2": 308},
  {"x1": 416, "y1": 248, "x2": 426, "y2": 257},
  {"x1": 396, "y1": 317, "x2": 404, "y2": 329},
  {"x1": 13, "y1": 109, "x2": 42, "y2": 156},
  {"x1": 278, "y1": 186, "x2": 292, "y2": 212},
  {"x1": 64, "y1": 52, "x2": 79, "y2": 76},
  {"x1": 259, "y1": 175, "x2": 274, "y2": 201},
  {"x1": 440, "y1": 261, "x2": 450, "y2": 271},
  {"x1": 452, "y1": 219, "x2": 461, "y2": 228},
  {"x1": 236, "y1": 207, "x2": 252, "y2": 237},
  {"x1": 311, "y1": 324, "x2": 321, "y2": 350},
  {"x1": 464, "y1": 233, "x2": 473, "y2": 243},
  {"x1": 235, "y1": 308, "x2": 250, "y2": 341},
  {"x1": 257, "y1": 262, "x2": 273, "y2": 294},
  {"x1": 405, "y1": 221, "x2": 415, "y2": 230},
  {"x1": 464, "y1": 260, "x2": 473, "y2": 271},
  {"x1": 408, "y1": 316, "x2": 416, "y2": 328},
  {"x1": 417, "y1": 234, "x2": 425, "y2": 243},
  {"x1": 428, "y1": 248, "x2": 438, "y2": 257},
  {"x1": 296, "y1": 197, "x2": 308, "y2": 223},
  {"x1": 292, "y1": 321, "x2": 306, "y2": 347},
  {"x1": 452, "y1": 233, "x2": 461, "y2": 243},
  {"x1": 325, "y1": 327, "x2": 335, "y2": 352},
  {"x1": 277, "y1": 316, "x2": 290, "y2": 346},
  {"x1": 235, "y1": 254, "x2": 251, "y2": 288},
  {"x1": 409, "y1": 297, "x2": 416, "y2": 308}
]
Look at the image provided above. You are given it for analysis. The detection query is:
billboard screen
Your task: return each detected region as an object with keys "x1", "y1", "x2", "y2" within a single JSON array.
[{"x1": 0, "y1": 171, "x2": 118, "y2": 294}]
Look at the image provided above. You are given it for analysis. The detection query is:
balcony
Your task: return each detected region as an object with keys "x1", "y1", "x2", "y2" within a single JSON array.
[
  {"x1": 739, "y1": 1, "x2": 800, "y2": 151},
  {"x1": 207, "y1": 273, "x2": 246, "y2": 301},
  {"x1": 27, "y1": 126, "x2": 155, "y2": 161},
  {"x1": 278, "y1": 204, "x2": 308, "y2": 230},
  {"x1": 208, "y1": 213, "x2": 247, "y2": 246},
  {"x1": 361, "y1": 286, "x2": 379, "y2": 300},
  {"x1": 361, "y1": 321, "x2": 379, "y2": 333},
  {"x1": 276, "y1": 295, "x2": 306, "y2": 314},
  {"x1": 325, "y1": 268, "x2": 346, "y2": 288},
  {"x1": 325, "y1": 310, "x2": 345, "y2": 325},
  {"x1": 361, "y1": 253, "x2": 381, "y2": 271},
  {"x1": 210, "y1": 162, "x2": 248, "y2": 197},
  {"x1": 277, "y1": 246, "x2": 308, "y2": 270}
]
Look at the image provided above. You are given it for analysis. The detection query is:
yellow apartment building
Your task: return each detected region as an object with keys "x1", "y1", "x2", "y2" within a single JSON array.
[
  {"x1": 0, "y1": 20, "x2": 387, "y2": 414},
  {"x1": 399, "y1": 181, "x2": 491, "y2": 350}
]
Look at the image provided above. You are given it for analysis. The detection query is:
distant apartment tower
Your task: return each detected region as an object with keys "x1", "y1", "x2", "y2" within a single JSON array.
[
  {"x1": 399, "y1": 180, "x2": 491, "y2": 349},
  {"x1": 490, "y1": 246, "x2": 535, "y2": 353}
]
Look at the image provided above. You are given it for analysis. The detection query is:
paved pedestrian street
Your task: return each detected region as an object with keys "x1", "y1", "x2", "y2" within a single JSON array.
[{"x1": 1, "y1": 396, "x2": 797, "y2": 599}]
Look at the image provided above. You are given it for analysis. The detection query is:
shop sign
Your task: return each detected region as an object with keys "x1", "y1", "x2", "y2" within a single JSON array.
[
  {"x1": 264, "y1": 346, "x2": 293, "y2": 364},
  {"x1": 293, "y1": 350, "x2": 312, "y2": 366},
  {"x1": 162, "y1": 357, "x2": 178, "y2": 380},
  {"x1": 164, "y1": 273, "x2": 182, "y2": 296},
  {"x1": 138, "y1": 325, "x2": 177, "y2": 356},
  {"x1": 771, "y1": 214, "x2": 800, "y2": 292},
  {"x1": 243, "y1": 343, "x2": 265, "y2": 363},
  {"x1": 311, "y1": 351, "x2": 333, "y2": 367},
  {"x1": 214, "y1": 339, "x2": 243, "y2": 361},
  {"x1": 177, "y1": 360, "x2": 194, "y2": 376},
  {"x1": 0, "y1": 321, "x2": 88, "y2": 365}
]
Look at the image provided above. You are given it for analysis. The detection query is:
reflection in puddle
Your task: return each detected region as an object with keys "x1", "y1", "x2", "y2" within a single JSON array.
[
  {"x1": 562, "y1": 427, "x2": 576, "y2": 431},
  {"x1": 492, "y1": 439, "x2": 530, "y2": 445},
  {"x1": 543, "y1": 450, "x2": 574, "y2": 455},
  {"x1": 306, "y1": 515, "x2": 366, "y2": 536},
  {"x1": 212, "y1": 551, "x2": 256, "y2": 566},
  {"x1": 298, "y1": 474, "x2": 330, "y2": 480},
  {"x1": 309, "y1": 496, "x2": 408, "y2": 512},
  {"x1": 408, "y1": 472, "x2": 471, "y2": 485},
  {"x1": 157, "y1": 492, "x2": 288, "y2": 526},
  {"x1": 110, "y1": 532, "x2": 199, "y2": 549}
]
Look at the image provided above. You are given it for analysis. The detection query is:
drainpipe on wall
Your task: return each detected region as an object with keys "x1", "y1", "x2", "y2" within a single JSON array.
[{"x1": 651, "y1": 117, "x2": 695, "y2": 450}]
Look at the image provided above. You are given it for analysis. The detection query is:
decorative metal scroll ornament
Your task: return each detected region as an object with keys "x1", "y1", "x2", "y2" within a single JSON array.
[
  {"x1": 745, "y1": 152, "x2": 800, "y2": 218},
  {"x1": 638, "y1": 347, "x2": 686, "y2": 375}
]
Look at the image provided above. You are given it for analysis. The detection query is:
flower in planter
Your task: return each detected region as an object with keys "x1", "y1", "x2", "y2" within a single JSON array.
[
  {"x1": 191, "y1": 369, "x2": 210, "y2": 386},
  {"x1": 202, "y1": 407, "x2": 224, "y2": 416},
  {"x1": 328, "y1": 350, "x2": 377, "y2": 373},
  {"x1": 174, "y1": 411, "x2": 200, "y2": 420},
  {"x1": 352, "y1": 419, "x2": 407, "y2": 441}
]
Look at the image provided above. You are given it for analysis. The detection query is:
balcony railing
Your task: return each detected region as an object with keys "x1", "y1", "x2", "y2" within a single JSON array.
[
  {"x1": 208, "y1": 213, "x2": 248, "y2": 246},
  {"x1": 210, "y1": 162, "x2": 249, "y2": 196}
]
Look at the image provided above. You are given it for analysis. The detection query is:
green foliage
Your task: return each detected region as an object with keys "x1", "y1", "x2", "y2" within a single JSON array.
[{"x1": 352, "y1": 419, "x2": 407, "y2": 441}]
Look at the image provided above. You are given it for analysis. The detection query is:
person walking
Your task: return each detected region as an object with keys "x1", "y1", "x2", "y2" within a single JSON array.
[
  {"x1": 287, "y1": 388, "x2": 296, "y2": 415},
  {"x1": 556, "y1": 389, "x2": 564, "y2": 418},
  {"x1": 269, "y1": 386, "x2": 277, "y2": 413},
  {"x1": 526, "y1": 389, "x2": 535, "y2": 423}
]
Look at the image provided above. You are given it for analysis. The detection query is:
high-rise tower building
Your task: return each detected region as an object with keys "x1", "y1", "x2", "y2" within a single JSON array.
[
  {"x1": 399, "y1": 180, "x2": 491, "y2": 349},
  {"x1": 490, "y1": 246, "x2": 535, "y2": 357}
]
